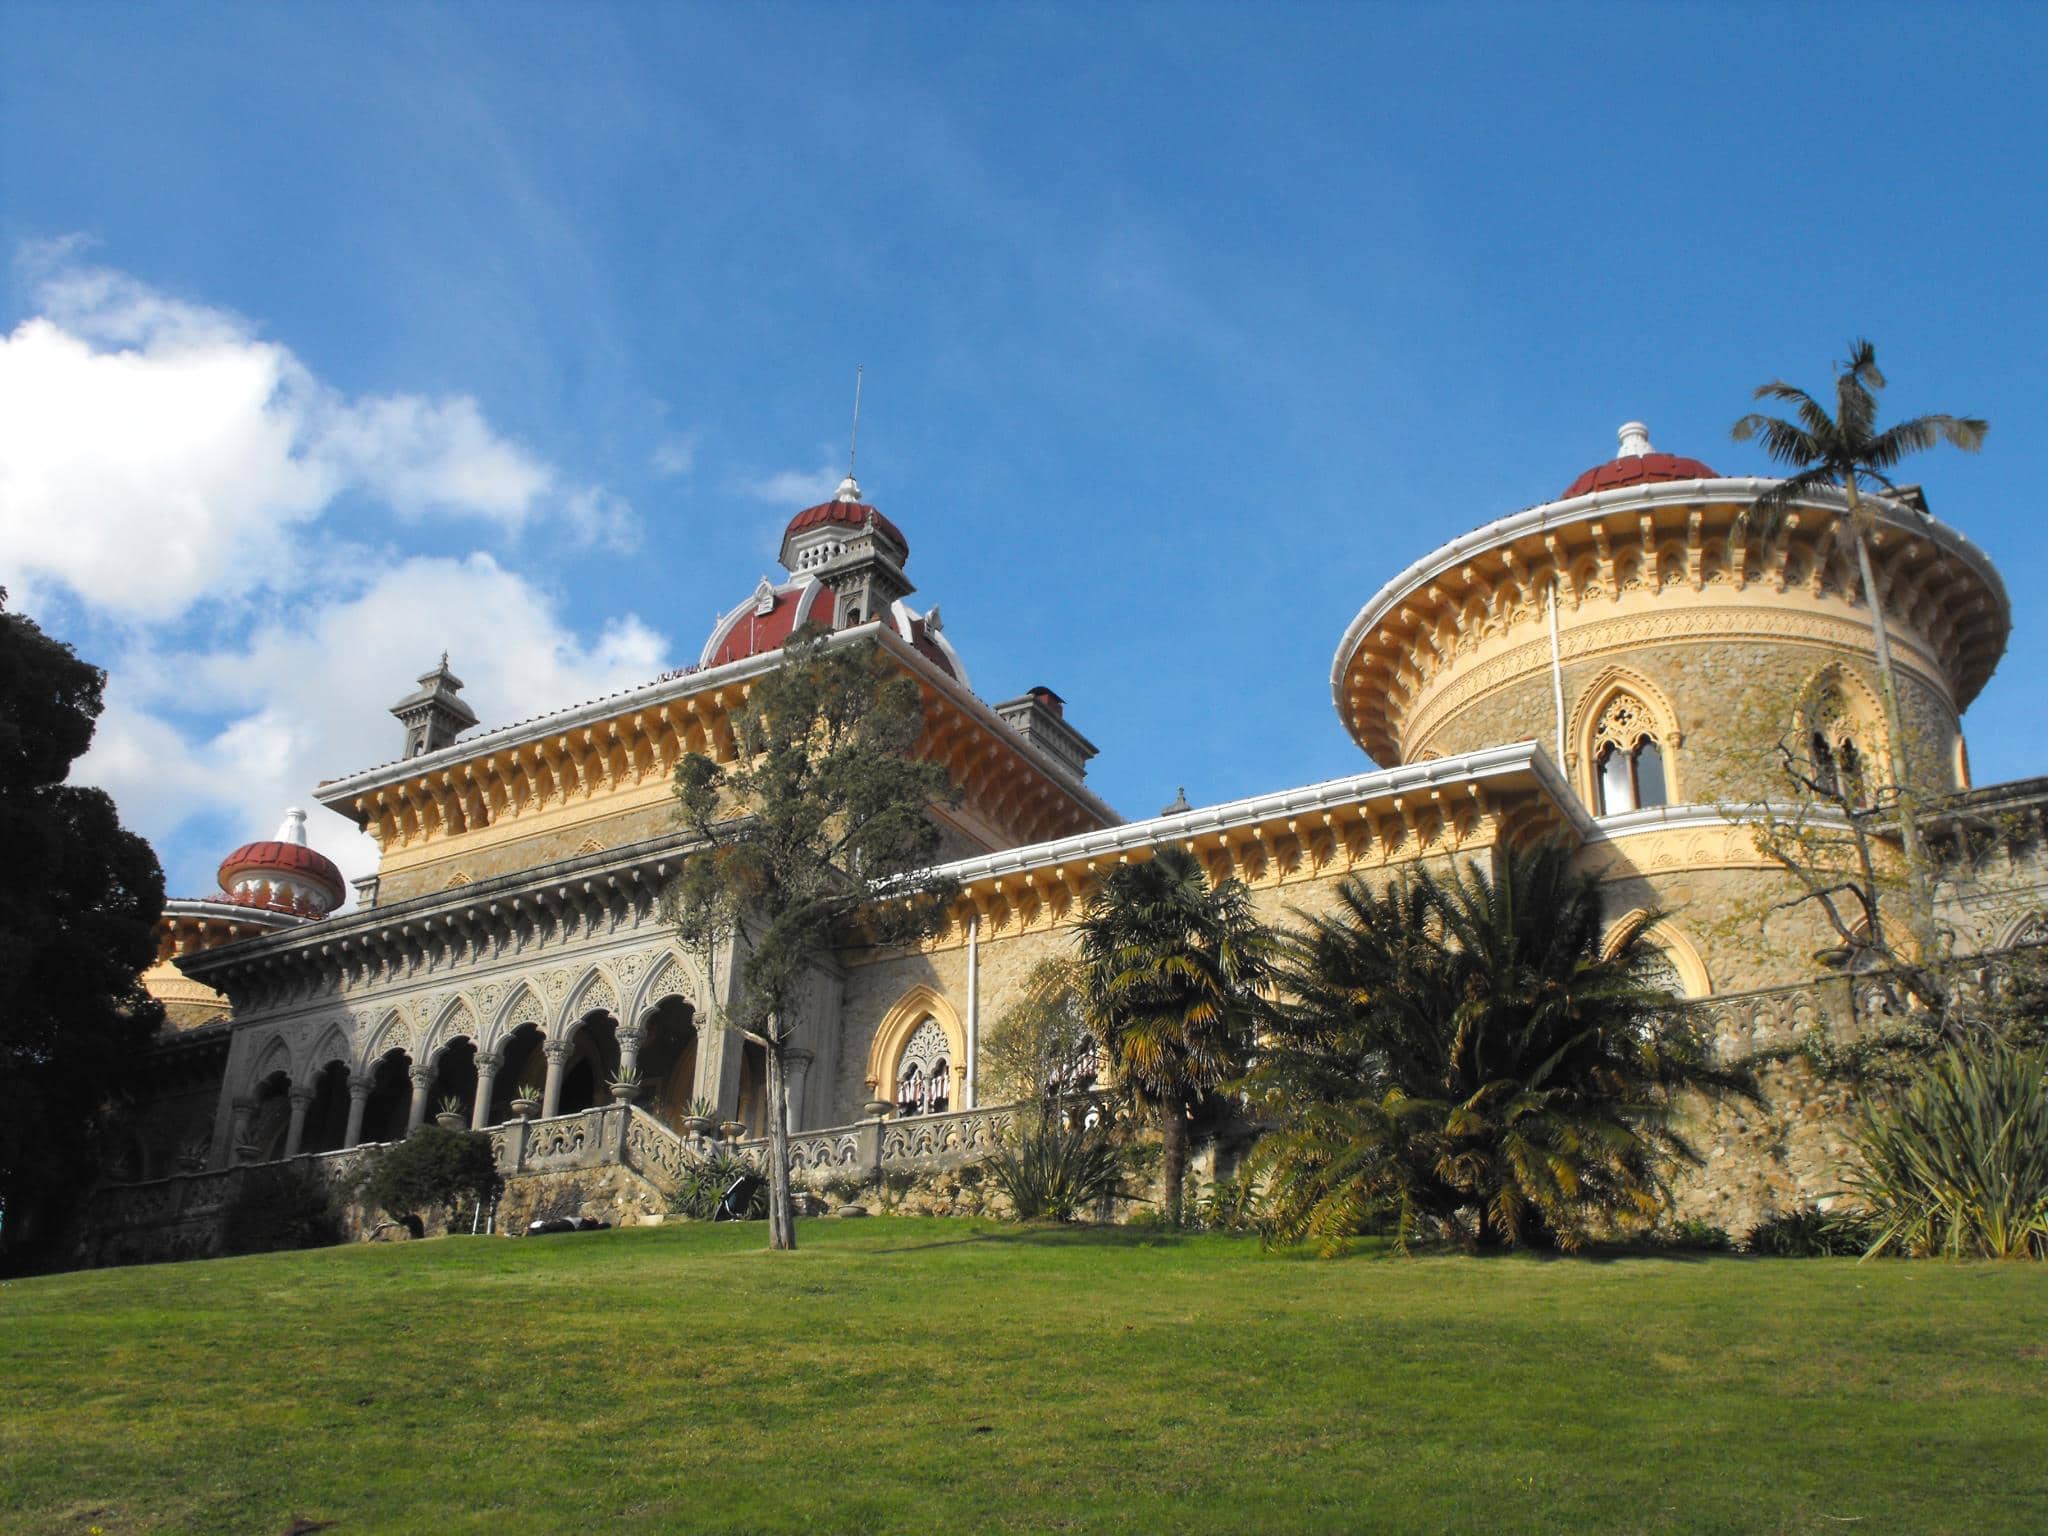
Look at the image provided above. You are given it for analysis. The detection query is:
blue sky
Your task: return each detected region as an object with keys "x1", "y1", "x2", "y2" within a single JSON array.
[{"x1": 3, "y1": 1, "x2": 2043, "y2": 899}]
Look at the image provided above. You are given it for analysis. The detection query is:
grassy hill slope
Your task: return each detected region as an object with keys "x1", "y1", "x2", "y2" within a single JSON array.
[{"x1": 4, "y1": 1219, "x2": 2046, "y2": 1533}]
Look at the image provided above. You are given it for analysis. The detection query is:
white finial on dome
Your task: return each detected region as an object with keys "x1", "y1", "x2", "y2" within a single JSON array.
[
  {"x1": 1617, "y1": 421, "x2": 1654, "y2": 458},
  {"x1": 835, "y1": 474, "x2": 862, "y2": 503},
  {"x1": 275, "y1": 807, "x2": 309, "y2": 846}
]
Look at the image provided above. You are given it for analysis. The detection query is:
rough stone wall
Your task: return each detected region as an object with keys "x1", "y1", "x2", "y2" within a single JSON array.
[{"x1": 1411, "y1": 636, "x2": 1961, "y2": 806}]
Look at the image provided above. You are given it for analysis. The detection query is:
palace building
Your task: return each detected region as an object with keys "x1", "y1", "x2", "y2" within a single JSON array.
[{"x1": 98, "y1": 426, "x2": 2047, "y2": 1256}]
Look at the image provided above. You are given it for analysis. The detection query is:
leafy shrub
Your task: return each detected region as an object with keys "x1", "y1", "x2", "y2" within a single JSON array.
[
  {"x1": 220, "y1": 1163, "x2": 345, "y2": 1255},
  {"x1": 1846, "y1": 1041, "x2": 2048, "y2": 1259},
  {"x1": 1744, "y1": 1204, "x2": 1877, "y2": 1258},
  {"x1": 666, "y1": 1148, "x2": 767, "y2": 1220},
  {"x1": 988, "y1": 1117, "x2": 1125, "y2": 1222},
  {"x1": 360, "y1": 1124, "x2": 501, "y2": 1229},
  {"x1": 1195, "y1": 1168, "x2": 1263, "y2": 1234},
  {"x1": 1654, "y1": 1218, "x2": 1733, "y2": 1253},
  {"x1": 1247, "y1": 845, "x2": 1757, "y2": 1254}
]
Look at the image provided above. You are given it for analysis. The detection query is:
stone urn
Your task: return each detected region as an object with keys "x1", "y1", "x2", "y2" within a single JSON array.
[
  {"x1": 609, "y1": 1083, "x2": 642, "y2": 1106},
  {"x1": 510, "y1": 1097, "x2": 540, "y2": 1121},
  {"x1": 682, "y1": 1114, "x2": 718, "y2": 1139},
  {"x1": 434, "y1": 1111, "x2": 467, "y2": 1132},
  {"x1": 864, "y1": 1099, "x2": 895, "y2": 1119},
  {"x1": 719, "y1": 1120, "x2": 750, "y2": 1142}
]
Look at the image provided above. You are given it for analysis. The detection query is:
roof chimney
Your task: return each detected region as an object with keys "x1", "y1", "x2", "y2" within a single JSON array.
[{"x1": 996, "y1": 687, "x2": 1097, "y2": 783}]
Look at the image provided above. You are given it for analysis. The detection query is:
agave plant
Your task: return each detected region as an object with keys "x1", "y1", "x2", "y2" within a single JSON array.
[
  {"x1": 987, "y1": 1116, "x2": 1125, "y2": 1222},
  {"x1": 1845, "y1": 1041, "x2": 2048, "y2": 1259}
]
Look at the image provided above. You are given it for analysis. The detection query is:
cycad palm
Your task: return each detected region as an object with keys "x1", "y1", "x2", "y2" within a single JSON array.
[
  {"x1": 1732, "y1": 340, "x2": 1986, "y2": 956},
  {"x1": 1077, "y1": 846, "x2": 1271, "y2": 1223},
  {"x1": 1248, "y1": 843, "x2": 1754, "y2": 1252}
]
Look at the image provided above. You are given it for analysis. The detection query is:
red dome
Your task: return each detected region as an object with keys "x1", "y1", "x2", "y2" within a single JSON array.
[
  {"x1": 706, "y1": 583, "x2": 837, "y2": 667},
  {"x1": 785, "y1": 499, "x2": 909, "y2": 556},
  {"x1": 1564, "y1": 452, "x2": 1718, "y2": 499},
  {"x1": 704, "y1": 579, "x2": 959, "y2": 678},
  {"x1": 217, "y1": 840, "x2": 345, "y2": 906}
]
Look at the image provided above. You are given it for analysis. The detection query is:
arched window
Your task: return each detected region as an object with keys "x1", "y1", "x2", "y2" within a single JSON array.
[
  {"x1": 895, "y1": 1017, "x2": 951, "y2": 1117},
  {"x1": 1045, "y1": 1036, "x2": 1099, "y2": 1101},
  {"x1": 1638, "y1": 947, "x2": 1685, "y2": 1000},
  {"x1": 1591, "y1": 693, "x2": 1668, "y2": 816},
  {"x1": 1803, "y1": 684, "x2": 1870, "y2": 804}
]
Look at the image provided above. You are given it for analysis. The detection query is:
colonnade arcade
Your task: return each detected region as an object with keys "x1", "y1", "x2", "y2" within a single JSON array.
[{"x1": 216, "y1": 950, "x2": 738, "y2": 1164}]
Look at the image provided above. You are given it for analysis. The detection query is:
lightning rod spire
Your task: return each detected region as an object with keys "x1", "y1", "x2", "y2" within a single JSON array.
[{"x1": 848, "y1": 364, "x2": 864, "y2": 481}]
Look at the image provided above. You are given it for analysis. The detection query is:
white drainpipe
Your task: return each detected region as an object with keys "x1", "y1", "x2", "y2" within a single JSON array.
[{"x1": 965, "y1": 914, "x2": 980, "y2": 1109}]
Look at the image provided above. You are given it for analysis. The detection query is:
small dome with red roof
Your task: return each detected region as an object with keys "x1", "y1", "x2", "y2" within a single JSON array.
[
  {"x1": 217, "y1": 808, "x2": 346, "y2": 918},
  {"x1": 704, "y1": 473, "x2": 969, "y2": 683},
  {"x1": 1563, "y1": 422, "x2": 1717, "y2": 499},
  {"x1": 782, "y1": 477, "x2": 910, "y2": 570}
]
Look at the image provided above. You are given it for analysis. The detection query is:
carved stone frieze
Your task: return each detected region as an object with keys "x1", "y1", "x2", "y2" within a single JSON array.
[{"x1": 1400, "y1": 605, "x2": 1947, "y2": 757}]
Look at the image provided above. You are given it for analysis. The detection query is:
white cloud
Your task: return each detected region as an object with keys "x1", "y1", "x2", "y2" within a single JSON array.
[
  {"x1": 562, "y1": 484, "x2": 642, "y2": 553},
  {"x1": 76, "y1": 553, "x2": 672, "y2": 898},
  {"x1": 0, "y1": 253, "x2": 635, "y2": 620},
  {"x1": 651, "y1": 433, "x2": 697, "y2": 477},
  {"x1": 734, "y1": 458, "x2": 843, "y2": 506},
  {"x1": 317, "y1": 394, "x2": 552, "y2": 520}
]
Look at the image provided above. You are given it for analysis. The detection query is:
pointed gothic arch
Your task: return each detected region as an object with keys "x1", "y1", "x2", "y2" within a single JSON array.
[
  {"x1": 300, "y1": 1020, "x2": 352, "y2": 1087},
  {"x1": 1601, "y1": 909, "x2": 1712, "y2": 999},
  {"x1": 244, "y1": 1032, "x2": 294, "y2": 1096},
  {"x1": 489, "y1": 983, "x2": 547, "y2": 1050},
  {"x1": 1794, "y1": 662, "x2": 1889, "y2": 794},
  {"x1": 628, "y1": 949, "x2": 702, "y2": 1026},
  {"x1": 358, "y1": 1007, "x2": 411, "y2": 1072},
  {"x1": 559, "y1": 967, "x2": 621, "y2": 1034},
  {"x1": 422, "y1": 995, "x2": 481, "y2": 1060},
  {"x1": 1571, "y1": 666, "x2": 1682, "y2": 814},
  {"x1": 864, "y1": 985, "x2": 968, "y2": 1110}
]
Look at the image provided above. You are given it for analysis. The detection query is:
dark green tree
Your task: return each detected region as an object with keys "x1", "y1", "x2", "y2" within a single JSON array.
[
  {"x1": 1076, "y1": 845, "x2": 1271, "y2": 1224},
  {"x1": 360, "y1": 1124, "x2": 502, "y2": 1235},
  {"x1": 1732, "y1": 340, "x2": 1986, "y2": 965},
  {"x1": 0, "y1": 591, "x2": 165, "y2": 1266},
  {"x1": 669, "y1": 625, "x2": 959, "y2": 1250},
  {"x1": 1248, "y1": 843, "x2": 1754, "y2": 1253}
]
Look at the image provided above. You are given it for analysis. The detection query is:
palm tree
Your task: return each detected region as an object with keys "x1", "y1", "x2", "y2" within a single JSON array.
[
  {"x1": 1077, "y1": 846, "x2": 1272, "y2": 1224},
  {"x1": 1247, "y1": 843, "x2": 1754, "y2": 1252},
  {"x1": 1732, "y1": 340, "x2": 1986, "y2": 958}
]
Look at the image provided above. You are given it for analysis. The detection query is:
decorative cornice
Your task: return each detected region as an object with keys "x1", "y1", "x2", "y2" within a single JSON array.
[
  {"x1": 316, "y1": 619, "x2": 1118, "y2": 864},
  {"x1": 899, "y1": 742, "x2": 1595, "y2": 945},
  {"x1": 179, "y1": 830, "x2": 704, "y2": 1013},
  {"x1": 1332, "y1": 480, "x2": 2008, "y2": 763}
]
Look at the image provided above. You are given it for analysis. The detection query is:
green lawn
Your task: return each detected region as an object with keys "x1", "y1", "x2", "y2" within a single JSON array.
[{"x1": 3, "y1": 1220, "x2": 2045, "y2": 1534}]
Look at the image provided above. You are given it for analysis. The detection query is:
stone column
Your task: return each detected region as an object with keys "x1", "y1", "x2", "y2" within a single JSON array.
[
  {"x1": 407, "y1": 1065, "x2": 434, "y2": 1132},
  {"x1": 541, "y1": 1040, "x2": 570, "y2": 1119},
  {"x1": 784, "y1": 1050, "x2": 814, "y2": 1133},
  {"x1": 343, "y1": 1077, "x2": 371, "y2": 1148},
  {"x1": 284, "y1": 1086, "x2": 315, "y2": 1158},
  {"x1": 617, "y1": 1025, "x2": 644, "y2": 1077},
  {"x1": 229, "y1": 1097, "x2": 256, "y2": 1163},
  {"x1": 472, "y1": 1050, "x2": 502, "y2": 1129}
]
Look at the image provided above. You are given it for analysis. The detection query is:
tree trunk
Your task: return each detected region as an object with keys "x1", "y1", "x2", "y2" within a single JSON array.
[
  {"x1": 1841, "y1": 483, "x2": 1939, "y2": 969},
  {"x1": 764, "y1": 1036, "x2": 797, "y2": 1251},
  {"x1": 1160, "y1": 1100, "x2": 1188, "y2": 1227}
]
